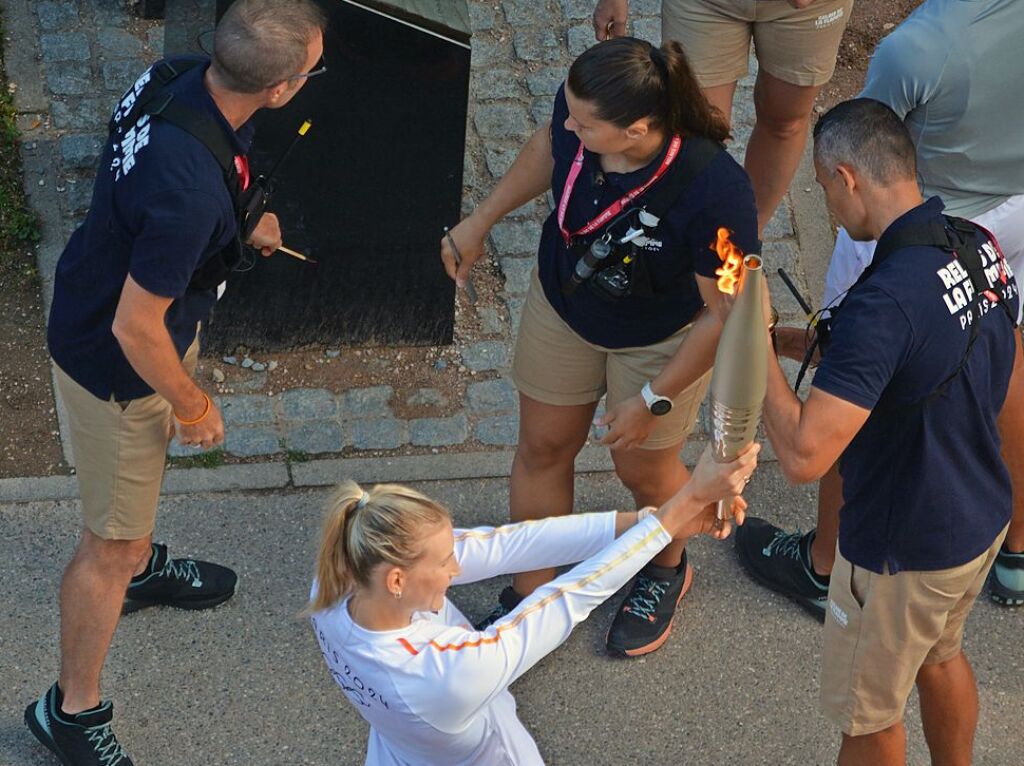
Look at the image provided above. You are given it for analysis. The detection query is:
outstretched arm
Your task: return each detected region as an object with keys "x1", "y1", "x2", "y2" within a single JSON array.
[
  {"x1": 440, "y1": 123, "x2": 553, "y2": 287},
  {"x1": 400, "y1": 446, "x2": 758, "y2": 733}
]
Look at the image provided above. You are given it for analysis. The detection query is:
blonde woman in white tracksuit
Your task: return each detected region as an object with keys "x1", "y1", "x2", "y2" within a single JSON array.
[{"x1": 308, "y1": 444, "x2": 759, "y2": 765}]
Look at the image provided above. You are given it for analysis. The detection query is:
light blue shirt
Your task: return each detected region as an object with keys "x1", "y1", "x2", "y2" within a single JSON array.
[{"x1": 861, "y1": 0, "x2": 1024, "y2": 218}]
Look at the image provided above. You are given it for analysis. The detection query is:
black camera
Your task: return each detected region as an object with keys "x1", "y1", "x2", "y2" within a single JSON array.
[{"x1": 592, "y1": 262, "x2": 631, "y2": 300}]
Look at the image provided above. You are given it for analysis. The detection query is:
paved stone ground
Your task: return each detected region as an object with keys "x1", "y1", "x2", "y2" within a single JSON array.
[
  {"x1": 1, "y1": 468, "x2": 1021, "y2": 765},
  {"x1": 3, "y1": 0, "x2": 820, "y2": 467}
]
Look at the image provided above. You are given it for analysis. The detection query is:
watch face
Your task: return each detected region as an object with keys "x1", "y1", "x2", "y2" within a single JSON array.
[{"x1": 651, "y1": 399, "x2": 672, "y2": 416}]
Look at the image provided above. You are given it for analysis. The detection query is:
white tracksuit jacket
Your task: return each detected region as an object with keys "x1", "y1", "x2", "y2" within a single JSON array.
[{"x1": 310, "y1": 511, "x2": 672, "y2": 765}]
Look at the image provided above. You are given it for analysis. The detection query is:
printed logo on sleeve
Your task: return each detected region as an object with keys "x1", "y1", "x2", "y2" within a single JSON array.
[{"x1": 110, "y1": 68, "x2": 155, "y2": 181}]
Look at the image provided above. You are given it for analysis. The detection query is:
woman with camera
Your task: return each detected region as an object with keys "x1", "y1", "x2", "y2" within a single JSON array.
[
  {"x1": 309, "y1": 445, "x2": 758, "y2": 765},
  {"x1": 441, "y1": 37, "x2": 758, "y2": 657}
]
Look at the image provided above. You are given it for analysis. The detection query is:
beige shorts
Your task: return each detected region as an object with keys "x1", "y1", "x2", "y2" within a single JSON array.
[
  {"x1": 820, "y1": 528, "x2": 1008, "y2": 736},
  {"x1": 662, "y1": 0, "x2": 854, "y2": 88},
  {"x1": 55, "y1": 335, "x2": 200, "y2": 540},
  {"x1": 511, "y1": 269, "x2": 711, "y2": 450}
]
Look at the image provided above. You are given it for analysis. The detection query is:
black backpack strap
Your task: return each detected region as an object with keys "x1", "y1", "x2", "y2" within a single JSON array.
[
  {"x1": 108, "y1": 58, "x2": 207, "y2": 134},
  {"x1": 145, "y1": 96, "x2": 237, "y2": 178},
  {"x1": 638, "y1": 136, "x2": 723, "y2": 229}
]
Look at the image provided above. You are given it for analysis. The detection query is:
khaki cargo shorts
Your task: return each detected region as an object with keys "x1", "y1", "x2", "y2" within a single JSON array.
[
  {"x1": 55, "y1": 334, "x2": 200, "y2": 541},
  {"x1": 511, "y1": 269, "x2": 711, "y2": 450},
  {"x1": 662, "y1": 0, "x2": 854, "y2": 88},
  {"x1": 820, "y1": 527, "x2": 1008, "y2": 736}
]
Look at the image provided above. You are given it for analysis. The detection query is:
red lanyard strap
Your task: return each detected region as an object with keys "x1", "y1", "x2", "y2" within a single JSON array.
[{"x1": 557, "y1": 135, "x2": 683, "y2": 246}]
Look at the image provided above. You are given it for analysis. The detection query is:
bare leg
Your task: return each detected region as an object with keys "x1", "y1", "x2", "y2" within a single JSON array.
[
  {"x1": 999, "y1": 332, "x2": 1024, "y2": 552},
  {"x1": 612, "y1": 442, "x2": 690, "y2": 567},
  {"x1": 746, "y1": 70, "x2": 821, "y2": 234},
  {"x1": 509, "y1": 394, "x2": 597, "y2": 595},
  {"x1": 837, "y1": 724, "x2": 906, "y2": 766},
  {"x1": 702, "y1": 81, "x2": 737, "y2": 126},
  {"x1": 810, "y1": 461, "x2": 842, "y2": 576},
  {"x1": 917, "y1": 651, "x2": 979, "y2": 766},
  {"x1": 59, "y1": 529, "x2": 152, "y2": 714}
]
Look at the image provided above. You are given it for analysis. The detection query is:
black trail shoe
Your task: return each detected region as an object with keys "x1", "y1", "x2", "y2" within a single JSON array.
[
  {"x1": 123, "y1": 543, "x2": 237, "y2": 615},
  {"x1": 25, "y1": 683, "x2": 133, "y2": 766},
  {"x1": 473, "y1": 585, "x2": 524, "y2": 631},
  {"x1": 606, "y1": 551, "x2": 693, "y2": 657},
  {"x1": 735, "y1": 517, "x2": 829, "y2": 622},
  {"x1": 990, "y1": 543, "x2": 1024, "y2": 607}
]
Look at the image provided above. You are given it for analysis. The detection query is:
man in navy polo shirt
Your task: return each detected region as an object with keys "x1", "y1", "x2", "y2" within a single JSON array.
[
  {"x1": 26, "y1": 2, "x2": 326, "y2": 764},
  {"x1": 762, "y1": 99, "x2": 1018, "y2": 764}
]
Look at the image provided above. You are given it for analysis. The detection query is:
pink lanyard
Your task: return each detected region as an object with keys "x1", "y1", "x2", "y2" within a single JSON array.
[{"x1": 556, "y1": 135, "x2": 683, "y2": 246}]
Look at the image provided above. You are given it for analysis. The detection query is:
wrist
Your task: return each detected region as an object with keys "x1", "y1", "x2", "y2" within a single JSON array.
[{"x1": 175, "y1": 391, "x2": 211, "y2": 424}]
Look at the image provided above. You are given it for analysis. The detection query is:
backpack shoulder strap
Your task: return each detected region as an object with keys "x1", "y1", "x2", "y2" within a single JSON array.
[{"x1": 145, "y1": 95, "x2": 237, "y2": 176}]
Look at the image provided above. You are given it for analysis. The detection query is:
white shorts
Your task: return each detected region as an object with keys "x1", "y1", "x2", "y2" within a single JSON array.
[{"x1": 822, "y1": 194, "x2": 1024, "y2": 323}]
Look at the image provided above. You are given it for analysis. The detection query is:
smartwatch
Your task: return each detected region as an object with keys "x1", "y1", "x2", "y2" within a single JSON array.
[{"x1": 640, "y1": 382, "x2": 673, "y2": 416}]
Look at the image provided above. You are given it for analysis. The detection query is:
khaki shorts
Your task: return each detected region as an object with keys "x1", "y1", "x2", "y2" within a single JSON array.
[
  {"x1": 663, "y1": 0, "x2": 854, "y2": 88},
  {"x1": 820, "y1": 528, "x2": 1008, "y2": 736},
  {"x1": 55, "y1": 335, "x2": 200, "y2": 541},
  {"x1": 511, "y1": 269, "x2": 711, "y2": 450}
]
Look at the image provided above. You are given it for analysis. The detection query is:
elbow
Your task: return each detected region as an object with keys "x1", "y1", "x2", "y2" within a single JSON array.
[
  {"x1": 776, "y1": 449, "x2": 827, "y2": 485},
  {"x1": 111, "y1": 312, "x2": 144, "y2": 354}
]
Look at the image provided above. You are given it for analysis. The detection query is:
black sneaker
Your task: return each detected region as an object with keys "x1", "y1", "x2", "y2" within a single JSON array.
[
  {"x1": 473, "y1": 585, "x2": 524, "y2": 631},
  {"x1": 605, "y1": 551, "x2": 693, "y2": 657},
  {"x1": 25, "y1": 683, "x2": 133, "y2": 766},
  {"x1": 123, "y1": 543, "x2": 237, "y2": 615},
  {"x1": 990, "y1": 543, "x2": 1024, "y2": 607},
  {"x1": 735, "y1": 517, "x2": 829, "y2": 622}
]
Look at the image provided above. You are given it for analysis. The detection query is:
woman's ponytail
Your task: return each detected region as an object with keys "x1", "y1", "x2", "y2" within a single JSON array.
[
  {"x1": 567, "y1": 37, "x2": 730, "y2": 142},
  {"x1": 660, "y1": 40, "x2": 730, "y2": 142},
  {"x1": 310, "y1": 480, "x2": 365, "y2": 613},
  {"x1": 307, "y1": 480, "x2": 452, "y2": 613}
]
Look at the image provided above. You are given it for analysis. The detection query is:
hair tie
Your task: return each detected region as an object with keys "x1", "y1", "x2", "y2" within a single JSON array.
[
  {"x1": 649, "y1": 46, "x2": 667, "y2": 73},
  {"x1": 356, "y1": 491, "x2": 371, "y2": 509}
]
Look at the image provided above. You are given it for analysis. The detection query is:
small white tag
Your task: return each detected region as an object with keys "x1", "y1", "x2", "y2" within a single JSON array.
[{"x1": 216, "y1": 281, "x2": 227, "y2": 300}]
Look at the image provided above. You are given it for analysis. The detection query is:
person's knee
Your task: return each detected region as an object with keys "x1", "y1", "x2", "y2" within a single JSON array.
[
  {"x1": 916, "y1": 650, "x2": 965, "y2": 685},
  {"x1": 753, "y1": 107, "x2": 811, "y2": 140},
  {"x1": 752, "y1": 82, "x2": 815, "y2": 138},
  {"x1": 614, "y1": 454, "x2": 685, "y2": 500},
  {"x1": 515, "y1": 430, "x2": 585, "y2": 470}
]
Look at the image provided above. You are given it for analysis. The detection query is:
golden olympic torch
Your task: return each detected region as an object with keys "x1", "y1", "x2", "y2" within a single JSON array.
[{"x1": 708, "y1": 228, "x2": 768, "y2": 523}]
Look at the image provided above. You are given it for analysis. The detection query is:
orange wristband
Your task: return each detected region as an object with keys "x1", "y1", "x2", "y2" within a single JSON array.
[{"x1": 175, "y1": 393, "x2": 211, "y2": 426}]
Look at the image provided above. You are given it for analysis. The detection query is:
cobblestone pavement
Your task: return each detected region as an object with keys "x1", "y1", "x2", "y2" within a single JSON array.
[{"x1": 5, "y1": 0, "x2": 822, "y2": 467}]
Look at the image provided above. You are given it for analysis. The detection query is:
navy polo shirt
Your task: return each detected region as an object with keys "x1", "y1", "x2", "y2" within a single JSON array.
[
  {"x1": 48, "y1": 57, "x2": 254, "y2": 401},
  {"x1": 538, "y1": 85, "x2": 758, "y2": 348},
  {"x1": 813, "y1": 197, "x2": 1019, "y2": 574}
]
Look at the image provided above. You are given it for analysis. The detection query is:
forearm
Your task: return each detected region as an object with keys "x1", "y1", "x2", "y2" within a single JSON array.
[
  {"x1": 113, "y1": 316, "x2": 205, "y2": 417},
  {"x1": 763, "y1": 348, "x2": 817, "y2": 483},
  {"x1": 472, "y1": 124, "x2": 554, "y2": 227},
  {"x1": 775, "y1": 325, "x2": 819, "y2": 364},
  {"x1": 650, "y1": 309, "x2": 722, "y2": 398}
]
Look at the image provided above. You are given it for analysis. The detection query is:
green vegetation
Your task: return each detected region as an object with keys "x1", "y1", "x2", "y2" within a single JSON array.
[
  {"x1": 0, "y1": 17, "x2": 42, "y2": 288},
  {"x1": 286, "y1": 449, "x2": 313, "y2": 464},
  {"x1": 167, "y1": 449, "x2": 227, "y2": 470}
]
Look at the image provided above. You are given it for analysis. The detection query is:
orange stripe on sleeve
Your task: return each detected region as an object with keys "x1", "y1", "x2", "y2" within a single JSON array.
[{"x1": 396, "y1": 523, "x2": 665, "y2": 655}]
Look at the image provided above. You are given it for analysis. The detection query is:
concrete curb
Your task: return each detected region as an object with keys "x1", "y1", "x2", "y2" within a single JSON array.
[
  {"x1": 790, "y1": 140, "x2": 836, "y2": 308},
  {"x1": 0, "y1": 438, "x2": 780, "y2": 503}
]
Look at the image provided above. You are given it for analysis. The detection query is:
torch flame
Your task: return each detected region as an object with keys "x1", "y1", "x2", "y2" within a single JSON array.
[{"x1": 711, "y1": 227, "x2": 745, "y2": 295}]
